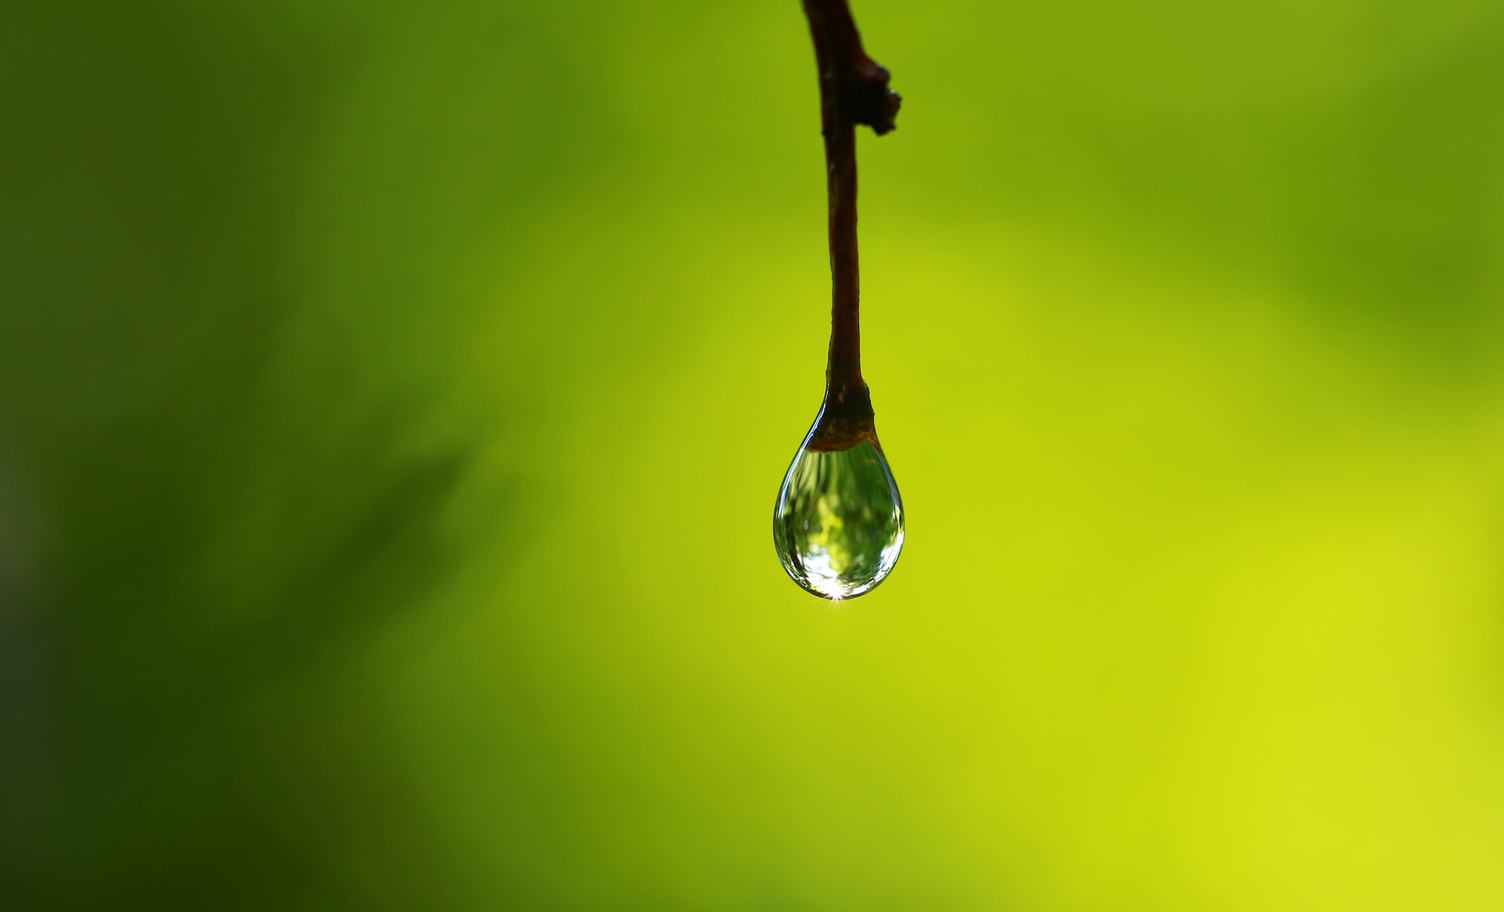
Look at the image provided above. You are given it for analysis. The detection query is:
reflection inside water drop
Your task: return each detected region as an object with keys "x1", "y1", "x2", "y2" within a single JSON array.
[{"x1": 773, "y1": 434, "x2": 904, "y2": 600}]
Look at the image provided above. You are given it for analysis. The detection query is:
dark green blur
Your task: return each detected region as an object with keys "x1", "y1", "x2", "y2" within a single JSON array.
[{"x1": 3, "y1": 1, "x2": 1504, "y2": 909}]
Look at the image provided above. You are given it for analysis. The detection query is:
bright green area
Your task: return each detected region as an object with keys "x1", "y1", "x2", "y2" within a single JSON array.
[{"x1": 3, "y1": 1, "x2": 1504, "y2": 909}]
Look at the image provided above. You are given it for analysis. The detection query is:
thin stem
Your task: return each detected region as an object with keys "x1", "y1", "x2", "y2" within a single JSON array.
[
  {"x1": 801, "y1": 0, "x2": 900, "y2": 450},
  {"x1": 825, "y1": 121, "x2": 860, "y2": 395}
]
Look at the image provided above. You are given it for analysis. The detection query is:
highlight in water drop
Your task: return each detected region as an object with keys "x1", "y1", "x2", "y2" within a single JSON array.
[{"x1": 773, "y1": 430, "x2": 905, "y2": 600}]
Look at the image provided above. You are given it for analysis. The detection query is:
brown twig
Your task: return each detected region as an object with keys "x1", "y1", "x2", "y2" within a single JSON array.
[{"x1": 801, "y1": 0, "x2": 900, "y2": 451}]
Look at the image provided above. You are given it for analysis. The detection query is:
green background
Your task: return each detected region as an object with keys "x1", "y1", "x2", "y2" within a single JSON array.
[{"x1": 4, "y1": 1, "x2": 1504, "y2": 908}]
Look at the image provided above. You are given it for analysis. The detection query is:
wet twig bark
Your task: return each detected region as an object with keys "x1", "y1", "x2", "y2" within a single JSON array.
[{"x1": 802, "y1": 0, "x2": 900, "y2": 451}]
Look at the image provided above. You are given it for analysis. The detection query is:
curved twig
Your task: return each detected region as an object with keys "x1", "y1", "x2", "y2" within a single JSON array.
[{"x1": 801, "y1": 0, "x2": 900, "y2": 451}]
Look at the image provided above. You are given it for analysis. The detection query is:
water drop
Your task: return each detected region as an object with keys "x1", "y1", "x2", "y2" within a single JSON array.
[{"x1": 773, "y1": 424, "x2": 905, "y2": 600}]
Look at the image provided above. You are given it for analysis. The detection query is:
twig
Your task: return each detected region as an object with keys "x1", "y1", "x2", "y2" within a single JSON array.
[{"x1": 801, "y1": 0, "x2": 900, "y2": 451}]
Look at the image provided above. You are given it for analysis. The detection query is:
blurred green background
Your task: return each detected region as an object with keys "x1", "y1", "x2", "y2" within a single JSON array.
[{"x1": 4, "y1": 1, "x2": 1504, "y2": 908}]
